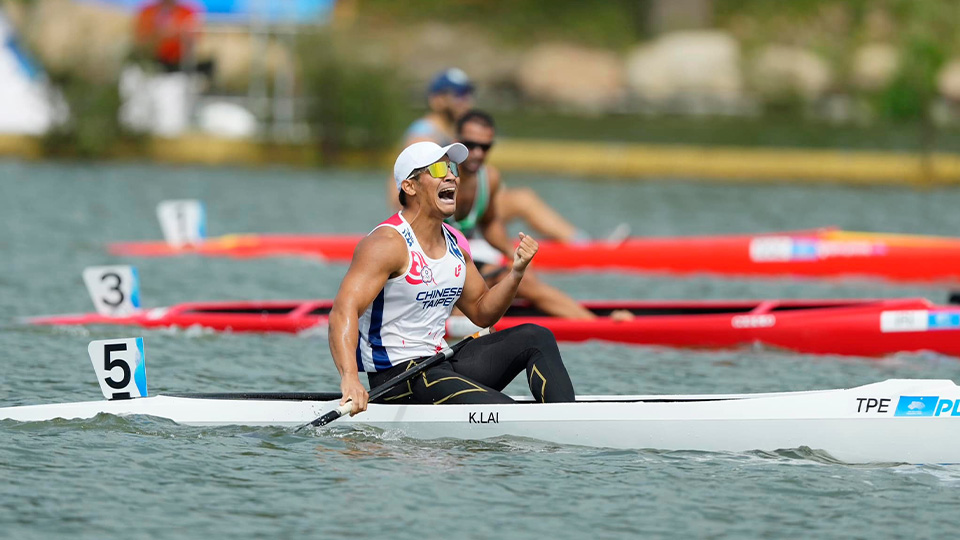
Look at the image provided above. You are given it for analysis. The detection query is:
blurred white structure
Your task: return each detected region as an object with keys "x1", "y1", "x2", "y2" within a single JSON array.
[
  {"x1": 113, "y1": 0, "x2": 312, "y2": 140},
  {"x1": 196, "y1": 101, "x2": 258, "y2": 138},
  {"x1": 0, "y1": 9, "x2": 55, "y2": 134},
  {"x1": 119, "y1": 66, "x2": 193, "y2": 137}
]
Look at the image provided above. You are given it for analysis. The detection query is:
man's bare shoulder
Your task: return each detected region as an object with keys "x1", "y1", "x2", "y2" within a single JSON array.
[
  {"x1": 353, "y1": 227, "x2": 408, "y2": 271},
  {"x1": 360, "y1": 226, "x2": 407, "y2": 250}
]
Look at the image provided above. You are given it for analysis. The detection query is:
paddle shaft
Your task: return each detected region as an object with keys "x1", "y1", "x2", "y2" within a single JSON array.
[{"x1": 308, "y1": 335, "x2": 478, "y2": 428}]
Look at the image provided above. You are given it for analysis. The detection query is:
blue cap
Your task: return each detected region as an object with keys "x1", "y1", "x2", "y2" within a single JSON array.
[{"x1": 428, "y1": 68, "x2": 474, "y2": 96}]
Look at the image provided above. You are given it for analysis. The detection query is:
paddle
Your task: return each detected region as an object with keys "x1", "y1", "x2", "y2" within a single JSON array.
[{"x1": 304, "y1": 329, "x2": 489, "y2": 430}]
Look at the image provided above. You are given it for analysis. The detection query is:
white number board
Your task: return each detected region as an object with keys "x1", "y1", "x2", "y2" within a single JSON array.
[
  {"x1": 157, "y1": 199, "x2": 206, "y2": 247},
  {"x1": 88, "y1": 337, "x2": 148, "y2": 400},
  {"x1": 83, "y1": 266, "x2": 140, "y2": 316}
]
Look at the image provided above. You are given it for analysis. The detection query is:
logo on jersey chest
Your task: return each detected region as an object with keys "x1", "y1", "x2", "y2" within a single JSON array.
[{"x1": 406, "y1": 251, "x2": 435, "y2": 285}]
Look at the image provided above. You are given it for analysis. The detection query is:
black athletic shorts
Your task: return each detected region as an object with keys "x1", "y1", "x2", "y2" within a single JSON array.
[{"x1": 367, "y1": 324, "x2": 575, "y2": 404}]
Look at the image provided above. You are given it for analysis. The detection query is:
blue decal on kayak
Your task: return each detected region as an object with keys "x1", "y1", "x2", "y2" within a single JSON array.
[
  {"x1": 928, "y1": 311, "x2": 960, "y2": 330},
  {"x1": 791, "y1": 240, "x2": 819, "y2": 260},
  {"x1": 134, "y1": 337, "x2": 148, "y2": 397},
  {"x1": 895, "y1": 396, "x2": 939, "y2": 416}
]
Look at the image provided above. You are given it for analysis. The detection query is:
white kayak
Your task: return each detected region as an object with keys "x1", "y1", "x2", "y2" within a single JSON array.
[
  {"x1": 5, "y1": 378, "x2": 960, "y2": 464},
  {"x1": 6, "y1": 337, "x2": 960, "y2": 464}
]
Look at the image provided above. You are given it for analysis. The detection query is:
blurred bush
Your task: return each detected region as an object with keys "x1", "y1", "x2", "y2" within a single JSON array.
[
  {"x1": 718, "y1": 0, "x2": 958, "y2": 119},
  {"x1": 871, "y1": 1, "x2": 954, "y2": 123},
  {"x1": 356, "y1": 0, "x2": 646, "y2": 48},
  {"x1": 298, "y1": 33, "x2": 406, "y2": 162},
  {"x1": 41, "y1": 73, "x2": 135, "y2": 159}
]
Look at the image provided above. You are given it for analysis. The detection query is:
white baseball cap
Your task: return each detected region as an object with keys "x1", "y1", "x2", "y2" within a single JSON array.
[{"x1": 393, "y1": 141, "x2": 468, "y2": 190}]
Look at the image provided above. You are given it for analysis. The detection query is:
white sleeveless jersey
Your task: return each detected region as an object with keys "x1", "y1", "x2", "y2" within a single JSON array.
[{"x1": 356, "y1": 212, "x2": 468, "y2": 372}]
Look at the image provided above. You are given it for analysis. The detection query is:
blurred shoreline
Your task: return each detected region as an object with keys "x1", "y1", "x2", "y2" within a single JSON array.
[
  {"x1": 4, "y1": 0, "x2": 960, "y2": 185},
  {"x1": 3, "y1": 132, "x2": 959, "y2": 185}
]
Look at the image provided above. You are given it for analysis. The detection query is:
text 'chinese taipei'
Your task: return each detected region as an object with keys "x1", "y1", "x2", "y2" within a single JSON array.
[{"x1": 417, "y1": 287, "x2": 464, "y2": 309}]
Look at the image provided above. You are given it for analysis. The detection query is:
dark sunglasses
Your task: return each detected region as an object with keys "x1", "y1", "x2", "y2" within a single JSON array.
[{"x1": 461, "y1": 140, "x2": 494, "y2": 152}]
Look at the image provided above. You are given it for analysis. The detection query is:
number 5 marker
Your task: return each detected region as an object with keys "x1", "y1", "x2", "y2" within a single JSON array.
[{"x1": 88, "y1": 338, "x2": 147, "y2": 400}]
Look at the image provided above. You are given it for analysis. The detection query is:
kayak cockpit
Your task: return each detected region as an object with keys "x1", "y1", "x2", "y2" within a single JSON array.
[{"x1": 161, "y1": 392, "x2": 745, "y2": 404}]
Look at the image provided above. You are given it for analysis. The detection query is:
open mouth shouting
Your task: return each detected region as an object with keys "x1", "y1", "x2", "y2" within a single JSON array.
[{"x1": 438, "y1": 184, "x2": 457, "y2": 208}]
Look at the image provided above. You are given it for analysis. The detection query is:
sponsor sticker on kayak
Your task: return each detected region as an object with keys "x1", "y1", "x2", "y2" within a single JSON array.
[
  {"x1": 895, "y1": 396, "x2": 938, "y2": 416},
  {"x1": 749, "y1": 237, "x2": 813, "y2": 262},
  {"x1": 749, "y1": 236, "x2": 885, "y2": 262},
  {"x1": 731, "y1": 315, "x2": 776, "y2": 329},
  {"x1": 881, "y1": 310, "x2": 960, "y2": 333},
  {"x1": 894, "y1": 396, "x2": 960, "y2": 417}
]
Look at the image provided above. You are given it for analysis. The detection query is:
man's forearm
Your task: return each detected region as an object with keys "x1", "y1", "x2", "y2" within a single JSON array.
[
  {"x1": 328, "y1": 310, "x2": 361, "y2": 380},
  {"x1": 470, "y1": 269, "x2": 523, "y2": 327}
]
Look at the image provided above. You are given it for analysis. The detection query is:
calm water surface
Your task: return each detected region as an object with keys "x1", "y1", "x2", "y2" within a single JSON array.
[{"x1": 3, "y1": 160, "x2": 960, "y2": 539}]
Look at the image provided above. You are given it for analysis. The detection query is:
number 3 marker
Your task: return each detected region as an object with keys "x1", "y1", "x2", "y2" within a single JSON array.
[{"x1": 82, "y1": 266, "x2": 140, "y2": 317}]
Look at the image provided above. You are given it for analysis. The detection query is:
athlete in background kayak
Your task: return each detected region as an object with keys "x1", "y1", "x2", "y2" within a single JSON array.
[
  {"x1": 403, "y1": 68, "x2": 474, "y2": 147},
  {"x1": 384, "y1": 68, "x2": 474, "y2": 205},
  {"x1": 449, "y1": 110, "x2": 591, "y2": 319},
  {"x1": 332, "y1": 141, "x2": 575, "y2": 415},
  {"x1": 449, "y1": 110, "x2": 632, "y2": 321},
  {"x1": 388, "y1": 68, "x2": 612, "y2": 244}
]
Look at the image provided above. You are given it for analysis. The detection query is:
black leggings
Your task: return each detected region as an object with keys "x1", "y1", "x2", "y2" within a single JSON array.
[{"x1": 367, "y1": 324, "x2": 575, "y2": 404}]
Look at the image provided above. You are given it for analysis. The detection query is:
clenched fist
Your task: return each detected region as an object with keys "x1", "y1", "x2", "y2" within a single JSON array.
[{"x1": 512, "y1": 232, "x2": 539, "y2": 273}]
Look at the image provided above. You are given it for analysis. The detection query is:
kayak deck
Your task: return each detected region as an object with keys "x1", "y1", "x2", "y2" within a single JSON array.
[
  {"x1": 26, "y1": 297, "x2": 960, "y2": 358},
  {"x1": 4, "y1": 379, "x2": 960, "y2": 464},
  {"x1": 108, "y1": 227, "x2": 960, "y2": 283}
]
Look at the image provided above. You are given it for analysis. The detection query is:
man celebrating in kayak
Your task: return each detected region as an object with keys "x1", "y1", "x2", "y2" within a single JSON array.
[
  {"x1": 331, "y1": 141, "x2": 576, "y2": 414},
  {"x1": 449, "y1": 110, "x2": 632, "y2": 321}
]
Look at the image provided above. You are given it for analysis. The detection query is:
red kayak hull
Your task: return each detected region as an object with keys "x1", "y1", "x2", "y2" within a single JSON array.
[
  {"x1": 108, "y1": 228, "x2": 960, "y2": 283},
  {"x1": 27, "y1": 297, "x2": 960, "y2": 359}
]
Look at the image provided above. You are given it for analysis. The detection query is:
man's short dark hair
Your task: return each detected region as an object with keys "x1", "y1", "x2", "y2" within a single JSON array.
[
  {"x1": 456, "y1": 109, "x2": 495, "y2": 136},
  {"x1": 398, "y1": 167, "x2": 427, "y2": 207}
]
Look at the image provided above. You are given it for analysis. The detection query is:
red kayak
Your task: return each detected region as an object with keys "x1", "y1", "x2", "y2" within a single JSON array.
[
  {"x1": 108, "y1": 227, "x2": 960, "y2": 283},
  {"x1": 27, "y1": 297, "x2": 960, "y2": 358}
]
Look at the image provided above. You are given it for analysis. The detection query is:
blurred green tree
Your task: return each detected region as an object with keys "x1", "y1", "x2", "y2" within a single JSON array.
[
  {"x1": 872, "y1": 0, "x2": 956, "y2": 180},
  {"x1": 41, "y1": 74, "x2": 131, "y2": 159},
  {"x1": 298, "y1": 33, "x2": 406, "y2": 162},
  {"x1": 357, "y1": 0, "x2": 645, "y2": 48}
]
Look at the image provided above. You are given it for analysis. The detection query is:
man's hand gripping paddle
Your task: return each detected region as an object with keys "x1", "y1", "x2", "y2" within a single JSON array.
[{"x1": 301, "y1": 329, "x2": 490, "y2": 430}]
